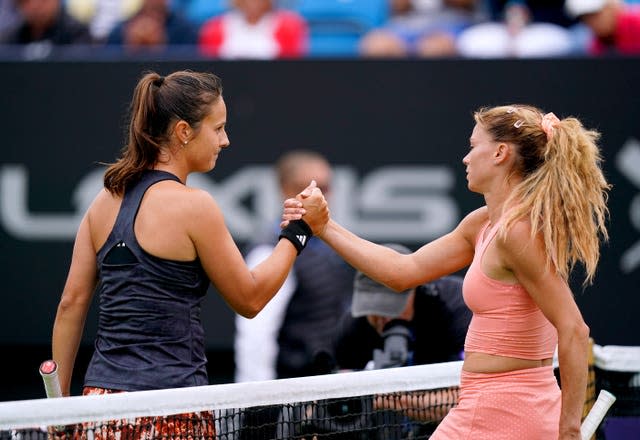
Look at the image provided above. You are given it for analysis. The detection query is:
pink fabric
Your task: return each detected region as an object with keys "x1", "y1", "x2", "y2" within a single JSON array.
[
  {"x1": 431, "y1": 366, "x2": 561, "y2": 440},
  {"x1": 541, "y1": 112, "x2": 560, "y2": 140},
  {"x1": 463, "y1": 220, "x2": 557, "y2": 359}
]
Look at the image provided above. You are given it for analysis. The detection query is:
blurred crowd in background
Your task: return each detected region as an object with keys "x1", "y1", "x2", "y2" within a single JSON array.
[{"x1": 0, "y1": 0, "x2": 639, "y2": 59}]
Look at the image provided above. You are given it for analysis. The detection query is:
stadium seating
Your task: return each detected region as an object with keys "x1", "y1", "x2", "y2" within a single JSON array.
[
  {"x1": 290, "y1": 0, "x2": 389, "y2": 57},
  {"x1": 172, "y1": 0, "x2": 390, "y2": 57},
  {"x1": 177, "y1": 0, "x2": 230, "y2": 26}
]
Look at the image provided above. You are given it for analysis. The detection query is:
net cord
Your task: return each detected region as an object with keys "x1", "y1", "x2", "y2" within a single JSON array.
[{"x1": 0, "y1": 361, "x2": 462, "y2": 430}]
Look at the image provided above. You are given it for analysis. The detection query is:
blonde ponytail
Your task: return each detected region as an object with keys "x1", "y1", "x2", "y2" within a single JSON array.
[{"x1": 475, "y1": 105, "x2": 611, "y2": 285}]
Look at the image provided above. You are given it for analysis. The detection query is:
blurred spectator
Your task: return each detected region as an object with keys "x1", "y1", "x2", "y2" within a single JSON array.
[
  {"x1": 235, "y1": 150, "x2": 355, "y2": 383},
  {"x1": 565, "y1": 0, "x2": 640, "y2": 55},
  {"x1": 66, "y1": 0, "x2": 143, "y2": 43},
  {"x1": 199, "y1": 0, "x2": 308, "y2": 59},
  {"x1": 332, "y1": 263, "x2": 470, "y2": 433},
  {"x1": 106, "y1": 0, "x2": 197, "y2": 50},
  {"x1": 0, "y1": 0, "x2": 91, "y2": 44},
  {"x1": 485, "y1": 0, "x2": 575, "y2": 27},
  {"x1": 358, "y1": 0, "x2": 487, "y2": 58},
  {"x1": 0, "y1": 0, "x2": 22, "y2": 42},
  {"x1": 233, "y1": 150, "x2": 353, "y2": 439},
  {"x1": 333, "y1": 246, "x2": 471, "y2": 372},
  {"x1": 175, "y1": 0, "x2": 229, "y2": 27},
  {"x1": 456, "y1": 0, "x2": 577, "y2": 57}
]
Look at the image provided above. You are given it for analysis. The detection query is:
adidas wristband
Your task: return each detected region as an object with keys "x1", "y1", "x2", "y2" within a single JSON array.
[{"x1": 279, "y1": 220, "x2": 313, "y2": 255}]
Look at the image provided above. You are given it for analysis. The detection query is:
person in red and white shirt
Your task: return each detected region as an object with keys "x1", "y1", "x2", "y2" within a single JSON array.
[
  {"x1": 565, "y1": 0, "x2": 640, "y2": 55},
  {"x1": 198, "y1": 0, "x2": 308, "y2": 59}
]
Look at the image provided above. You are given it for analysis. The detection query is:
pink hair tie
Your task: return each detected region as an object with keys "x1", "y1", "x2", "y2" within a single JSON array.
[{"x1": 541, "y1": 112, "x2": 560, "y2": 140}]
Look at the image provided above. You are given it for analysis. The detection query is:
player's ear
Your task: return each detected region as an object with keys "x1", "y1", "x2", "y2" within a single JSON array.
[
  {"x1": 174, "y1": 120, "x2": 192, "y2": 145},
  {"x1": 494, "y1": 142, "x2": 511, "y2": 165}
]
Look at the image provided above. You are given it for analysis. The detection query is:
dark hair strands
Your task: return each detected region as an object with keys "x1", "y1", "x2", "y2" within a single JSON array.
[{"x1": 104, "y1": 70, "x2": 223, "y2": 195}]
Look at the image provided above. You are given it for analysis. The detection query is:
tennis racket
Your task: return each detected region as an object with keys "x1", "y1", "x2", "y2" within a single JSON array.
[
  {"x1": 39, "y1": 360, "x2": 62, "y2": 398},
  {"x1": 580, "y1": 389, "x2": 616, "y2": 440},
  {"x1": 38, "y1": 360, "x2": 66, "y2": 434}
]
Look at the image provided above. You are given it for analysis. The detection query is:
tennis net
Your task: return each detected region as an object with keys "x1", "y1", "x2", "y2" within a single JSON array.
[{"x1": 0, "y1": 361, "x2": 463, "y2": 439}]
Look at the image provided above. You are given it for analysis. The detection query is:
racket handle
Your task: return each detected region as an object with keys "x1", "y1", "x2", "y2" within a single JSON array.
[
  {"x1": 580, "y1": 389, "x2": 616, "y2": 440},
  {"x1": 39, "y1": 360, "x2": 63, "y2": 398}
]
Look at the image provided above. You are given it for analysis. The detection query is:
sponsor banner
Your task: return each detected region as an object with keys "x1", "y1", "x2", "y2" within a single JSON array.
[{"x1": 1, "y1": 59, "x2": 638, "y2": 348}]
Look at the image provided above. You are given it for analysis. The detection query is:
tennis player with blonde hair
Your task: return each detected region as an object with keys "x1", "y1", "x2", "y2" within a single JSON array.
[{"x1": 284, "y1": 104, "x2": 610, "y2": 439}]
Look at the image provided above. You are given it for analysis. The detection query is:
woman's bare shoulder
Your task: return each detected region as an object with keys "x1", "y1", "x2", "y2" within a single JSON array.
[
  {"x1": 149, "y1": 180, "x2": 217, "y2": 207},
  {"x1": 501, "y1": 216, "x2": 535, "y2": 245},
  {"x1": 456, "y1": 206, "x2": 489, "y2": 240},
  {"x1": 463, "y1": 206, "x2": 489, "y2": 225},
  {"x1": 85, "y1": 189, "x2": 121, "y2": 248},
  {"x1": 87, "y1": 188, "x2": 120, "y2": 220}
]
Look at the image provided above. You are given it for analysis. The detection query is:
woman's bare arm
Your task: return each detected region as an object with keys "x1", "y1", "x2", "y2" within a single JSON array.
[
  {"x1": 52, "y1": 213, "x2": 98, "y2": 395},
  {"x1": 499, "y1": 221, "x2": 589, "y2": 439}
]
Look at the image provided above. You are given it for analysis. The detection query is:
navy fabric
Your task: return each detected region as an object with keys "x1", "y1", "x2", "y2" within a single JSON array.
[{"x1": 84, "y1": 170, "x2": 210, "y2": 391}]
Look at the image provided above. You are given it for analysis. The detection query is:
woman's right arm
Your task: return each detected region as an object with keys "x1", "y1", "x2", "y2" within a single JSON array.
[
  {"x1": 52, "y1": 213, "x2": 98, "y2": 396},
  {"x1": 287, "y1": 186, "x2": 486, "y2": 292},
  {"x1": 317, "y1": 216, "x2": 478, "y2": 291},
  {"x1": 188, "y1": 188, "x2": 326, "y2": 318}
]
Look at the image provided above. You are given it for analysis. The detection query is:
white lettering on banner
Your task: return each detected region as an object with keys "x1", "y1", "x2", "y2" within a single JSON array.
[
  {"x1": 0, "y1": 166, "x2": 103, "y2": 240},
  {"x1": 616, "y1": 138, "x2": 640, "y2": 273},
  {"x1": 187, "y1": 167, "x2": 280, "y2": 239},
  {"x1": 337, "y1": 167, "x2": 459, "y2": 240},
  {"x1": 0, "y1": 164, "x2": 458, "y2": 243}
]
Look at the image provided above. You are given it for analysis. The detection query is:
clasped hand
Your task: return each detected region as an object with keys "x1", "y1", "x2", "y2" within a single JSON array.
[{"x1": 280, "y1": 180, "x2": 329, "y2": 236}]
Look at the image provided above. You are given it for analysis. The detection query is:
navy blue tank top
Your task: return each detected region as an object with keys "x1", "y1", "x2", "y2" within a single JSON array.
[{"x1": 84, "y1": 170, "x2": 210, "y2": 391}]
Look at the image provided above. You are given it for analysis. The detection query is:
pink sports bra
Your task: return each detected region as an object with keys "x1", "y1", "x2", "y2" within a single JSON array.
[{"x1": 462, "y1": 220, "x2": 557, "y2": 360}]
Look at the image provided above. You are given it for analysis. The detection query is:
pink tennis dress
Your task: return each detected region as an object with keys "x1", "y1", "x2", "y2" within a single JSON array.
[{"x1": 430, "y1": 219, "x2": 561, "y2": 440}]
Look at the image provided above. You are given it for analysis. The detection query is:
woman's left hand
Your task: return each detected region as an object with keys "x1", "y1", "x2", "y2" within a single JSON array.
[
  {"x1": 280, "y1": 198, "x2": 305, "y2": 228},
  {"x1": 280, "y1": 180, "x2": 330, "y2": 236}
]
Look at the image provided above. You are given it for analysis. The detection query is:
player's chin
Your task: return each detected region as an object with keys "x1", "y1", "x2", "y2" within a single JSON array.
[
  {"x1": 204, "y1": 156, "x2": 218, "y2": 172},
  {"x1": 465, "y1": 177, "x2": 476, "y2": 191},
  {"x1": 467, "y1": 184, "x2": 483, "y2": 195}
]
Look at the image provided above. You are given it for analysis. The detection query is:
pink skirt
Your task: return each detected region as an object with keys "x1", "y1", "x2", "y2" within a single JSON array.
[{"x1": 430, "y1": 366, "x2": 561, "y2": 440}]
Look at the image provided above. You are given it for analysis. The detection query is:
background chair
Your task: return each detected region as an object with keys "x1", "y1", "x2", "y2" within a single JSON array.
[
  {"x1": 289, "y1": 0, "x2": 388, "y2": 57},
  {"x1": 176, "y1": 0, "x2": 229, "y2": 26}
]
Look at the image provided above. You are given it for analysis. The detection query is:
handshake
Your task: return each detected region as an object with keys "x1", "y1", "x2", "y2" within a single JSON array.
[
  {"x1": 278, "y1": 180, "x2": 331, "y2": 253},
  {"x1": 281, "y1": 180, "x2": 330, "y2": 235}
]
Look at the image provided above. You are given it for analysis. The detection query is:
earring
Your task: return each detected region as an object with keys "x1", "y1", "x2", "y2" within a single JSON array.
[{"x1": 183, "y1": 140, "x2": 188, "y2": 145}]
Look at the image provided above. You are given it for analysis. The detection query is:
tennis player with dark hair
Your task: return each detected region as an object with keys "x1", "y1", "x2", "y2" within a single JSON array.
[
  {"x1": 50, "y1": 70, "x2": 327, "y2": 436},
  {"x1": 284, "y1": 105, "x2": 610, "y2": 439}
]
